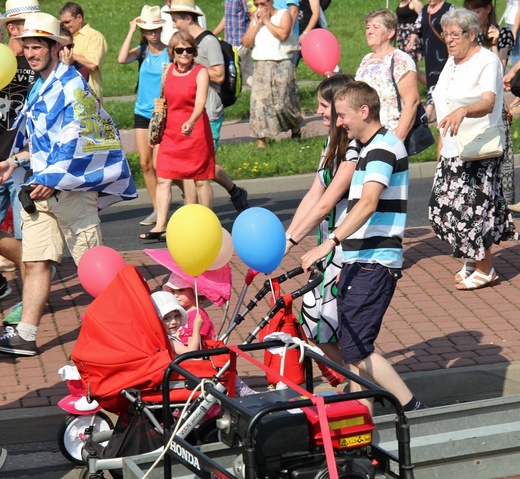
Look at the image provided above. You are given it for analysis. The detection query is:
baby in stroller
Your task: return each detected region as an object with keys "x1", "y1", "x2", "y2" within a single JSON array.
[
  {"x1": 150, "y1": 291, "x2": 204, "y2": 354},
  {"x1": 157, "y1": 272, "x2": 256, "y2": 397}
]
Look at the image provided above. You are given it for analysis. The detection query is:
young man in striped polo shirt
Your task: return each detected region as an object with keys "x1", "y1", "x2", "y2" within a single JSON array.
[{"x1": 302, "y1": 81, "x2": 424, "y2": 413}]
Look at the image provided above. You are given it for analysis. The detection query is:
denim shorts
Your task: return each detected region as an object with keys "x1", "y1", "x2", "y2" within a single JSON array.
[{"x1": 337, "y1": 262, "x2": 402, "y2": 364}]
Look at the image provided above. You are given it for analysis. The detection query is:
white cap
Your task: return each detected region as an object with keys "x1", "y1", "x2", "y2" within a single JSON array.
[{"x1": 151, "y1": 291, "x2": 188, "y2": 325}]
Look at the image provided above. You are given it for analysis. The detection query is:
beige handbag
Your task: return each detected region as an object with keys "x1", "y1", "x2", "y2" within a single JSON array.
[
  {"x1": 148, "y1": 63, "x2": 170, "y2": 147},
  {"x1": 456, "y1": 124, "x2": 505, "y2": 161}
]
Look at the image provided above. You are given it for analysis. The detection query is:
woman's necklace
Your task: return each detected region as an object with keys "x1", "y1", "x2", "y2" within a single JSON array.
[{"x1": 174, "y1": 61, "x2": 193, "y2": 74}]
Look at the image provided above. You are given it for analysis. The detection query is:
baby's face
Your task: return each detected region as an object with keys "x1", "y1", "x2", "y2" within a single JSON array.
[
  {"x1": 163, "y1": 285, "x2": 195, "y2": 309},
  {"x1": 162, "y1": 310, "x2": 183, "y2": 334}
]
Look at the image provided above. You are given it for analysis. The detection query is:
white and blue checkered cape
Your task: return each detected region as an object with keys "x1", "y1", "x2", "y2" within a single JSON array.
[{"x1": 12, "y1": 62, "x2": 137, "y2": 209}]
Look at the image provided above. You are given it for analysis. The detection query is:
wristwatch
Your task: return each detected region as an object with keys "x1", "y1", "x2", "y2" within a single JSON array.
[
  {"x1": 328, "y1": 232, "x2": 341, "y2": 246},
  {"x1": 286, "y1": 233, "x2": 298, "y2": 246}
]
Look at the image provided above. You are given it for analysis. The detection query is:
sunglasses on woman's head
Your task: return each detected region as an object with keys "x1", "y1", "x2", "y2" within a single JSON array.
[{"x1": 174, "y1": 47, "x2": 196, "y2": 55}]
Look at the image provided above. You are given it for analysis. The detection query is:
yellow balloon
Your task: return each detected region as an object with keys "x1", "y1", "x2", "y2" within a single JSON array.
[
  {"x1": 166, "y1": 205, "x2": 223, "y2": 277},
  {"x1": 0, "y1": 44, "x2": 17, "y2": 91}
]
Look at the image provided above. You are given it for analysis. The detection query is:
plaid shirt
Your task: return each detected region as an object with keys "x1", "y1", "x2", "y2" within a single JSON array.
[{"x1": 224, "y1": 0, "x2": 251, "y2": 46}]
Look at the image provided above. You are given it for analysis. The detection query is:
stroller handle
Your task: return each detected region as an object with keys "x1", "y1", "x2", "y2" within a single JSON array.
[
  {"x1": 221, "y1": 267, "x2": 323, "y2": 342},
  {"x1": 243, "y1": 268, "x2": 323, "y2": 344},
  {"x1": 288, "y1": 267, "x2": 322, "y2": 300}
]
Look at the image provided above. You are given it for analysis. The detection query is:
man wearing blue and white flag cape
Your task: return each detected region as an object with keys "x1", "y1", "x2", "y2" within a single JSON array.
[{"x1": 0, "y1": 12, "x2": 137, "y2": 356}]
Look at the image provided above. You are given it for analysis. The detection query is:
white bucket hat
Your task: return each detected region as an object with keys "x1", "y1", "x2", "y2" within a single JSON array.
[
  {"x1": 136, "y1": 5, "x2": 166, "y2": 30},
  {"x1": 164, "y1": 0, "x2": 203, "y2": 16},
  {"x1": 0, "y1": 0, "x2": 41, "y2": 25},
  {"x1": 151, "y1": 291, "x2": 188, "y2": 326},
  {"x1": 15, "y1": 11, "x2": 68, "y2": 45}
]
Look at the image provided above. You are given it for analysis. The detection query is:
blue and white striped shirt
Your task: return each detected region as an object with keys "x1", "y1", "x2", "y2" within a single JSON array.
[{"x1": 342, "y1": 128, "x2": 408, "y2": 268}]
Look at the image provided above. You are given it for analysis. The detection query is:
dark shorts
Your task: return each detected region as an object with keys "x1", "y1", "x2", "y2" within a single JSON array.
[
  {"x1": 134, "y1": 113, "x2": 151, "y2": 129},
  {"x1": 337, "y1": 262, "x2": 402, "y2": 364}
]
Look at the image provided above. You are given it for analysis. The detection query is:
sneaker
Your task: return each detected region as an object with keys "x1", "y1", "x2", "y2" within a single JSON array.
[
  {"x1": 0, "y1": 326, "x2": 37, "y2": 356},
  {"x1": 230, "y1": 187, "x2": 249, "y2": 213},
  {"x1": 0, "y1": 275, "x2": 11, "y2": 300},
  {"x1": 140, "y1": 210, "x2": 157, "y2": 226},
  {"x1": 3, "y1": 301, "x2": 22, "y2": 326}
]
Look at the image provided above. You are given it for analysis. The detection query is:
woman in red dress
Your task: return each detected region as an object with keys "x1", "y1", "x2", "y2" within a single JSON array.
[{"x1": 141, "y1": 31, "x2": 215, "y2": 241}]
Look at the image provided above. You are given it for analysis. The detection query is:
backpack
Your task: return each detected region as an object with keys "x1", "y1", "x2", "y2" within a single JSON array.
[{"x1": 196, "y1": 30, "x2": 242, "y2": 108}]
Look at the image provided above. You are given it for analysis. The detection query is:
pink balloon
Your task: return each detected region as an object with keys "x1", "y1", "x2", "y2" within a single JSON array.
[
  {"x1": 78, "y1": 246, "x2": 126, "y2": 298},
  {"x1": 208, "y1": 228, "x2": 234, "y2": 271},
  {"x1": 301, "y1": 29, "x2": 341, "y2": 75}
]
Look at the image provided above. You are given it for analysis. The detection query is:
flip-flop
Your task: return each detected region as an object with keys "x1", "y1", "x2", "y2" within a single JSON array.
[
  {"x1": 454, "y1": 260, "x2": 476, "y2": 283},
  {"x1": 456, "y1": 268, "x2": 498, "y2": 291}
]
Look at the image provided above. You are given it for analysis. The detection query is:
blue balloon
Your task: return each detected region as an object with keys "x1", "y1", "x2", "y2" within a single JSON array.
[{"x1": 232, "y1": 207, "x2": 286, "y2": 274}]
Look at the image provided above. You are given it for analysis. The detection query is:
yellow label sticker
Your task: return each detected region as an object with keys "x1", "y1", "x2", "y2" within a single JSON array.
[{"x1": 339, "y1": 433, "x2": 372, "y2": 448}]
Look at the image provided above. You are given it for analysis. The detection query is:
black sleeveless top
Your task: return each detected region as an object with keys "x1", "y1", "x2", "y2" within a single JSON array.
[{"x1": 396, "y1": 2, "x2": 418, "y2": 24}]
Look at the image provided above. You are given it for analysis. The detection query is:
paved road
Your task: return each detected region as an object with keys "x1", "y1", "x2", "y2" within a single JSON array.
[
  {"x1": 99, "y1": 175, "x2": 439, "y2": 254},
  {"x1": 99, "y1": 172, "x2": 520, "y2": 253}
]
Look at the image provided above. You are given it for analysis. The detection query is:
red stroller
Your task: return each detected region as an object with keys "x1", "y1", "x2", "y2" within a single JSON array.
[{"x1": 70, "y1": 264, "x2": 236, "y2": 478}]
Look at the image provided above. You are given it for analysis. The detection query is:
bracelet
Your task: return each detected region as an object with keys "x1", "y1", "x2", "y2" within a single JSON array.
[
  {"x1": 302, "y1": 31, "x2": 308, "y2": 35},
  {"x1": 286, "y1": 233, "x2": 298, "y2": 246},
  {"x1": 11, "y1": 155, "x2": 28, "y2": 168},
  {"x1": 491, "y1": 42, "x2": 498, "y2": 46}
]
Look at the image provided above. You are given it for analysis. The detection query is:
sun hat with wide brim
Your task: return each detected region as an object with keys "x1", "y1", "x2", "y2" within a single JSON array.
[
  {"x1": 14, "y1": 11, "x2": 68, "y2": 45},
  {"x1": 0, "y1": 0, "x2": 41, "y2": 25},
  {"x1": 136, "y1": 5, "x2": 166, "y2": 30},
  {"x1": 151, "y1": 291, "x2": 189, "y2": 326},
  {"x1": 164, "y1": 0, "x2": 204, "y2": 16}
]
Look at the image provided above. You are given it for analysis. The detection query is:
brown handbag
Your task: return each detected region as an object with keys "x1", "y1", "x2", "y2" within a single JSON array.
[{"x1": 148, "y1": 63, "x2": 170, "y2": 147}]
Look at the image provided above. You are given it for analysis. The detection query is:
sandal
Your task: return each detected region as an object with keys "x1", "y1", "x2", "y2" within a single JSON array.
[
  {"x1": 454, "y1": 260, "x2": 476, "y2": 283},
  {"x1": 139, "y1": 230, "x2": 166, "y2": 241},
  {"x1": 455, "y1": 268, "x2": 498, "y2": 291}
]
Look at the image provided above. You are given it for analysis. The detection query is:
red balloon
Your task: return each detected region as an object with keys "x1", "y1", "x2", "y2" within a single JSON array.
[
  {"x1": 78, "y1": 246, "x2": 126, "y2": 298},
  {"x1": 301, "y1": 29, "x2": 341, "y2": 75}
]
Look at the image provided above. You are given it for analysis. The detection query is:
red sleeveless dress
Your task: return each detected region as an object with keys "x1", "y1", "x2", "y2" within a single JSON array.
[{"x1": 156, "y1": 63, "x2": 215, "y2": 180}]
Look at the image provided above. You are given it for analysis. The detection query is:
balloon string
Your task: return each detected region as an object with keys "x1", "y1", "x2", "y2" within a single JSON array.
[
  {"x1": 268, "y1": 275, "x2": 275, "y2": 302},
  {"x1": 194, "y1": 277, "x2": 199, "y2": 315},
  {"x1": 194, "y1": 277, "x2": 201, "y2": 348}
]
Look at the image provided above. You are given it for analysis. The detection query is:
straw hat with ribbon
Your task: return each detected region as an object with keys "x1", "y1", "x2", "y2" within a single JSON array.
[
  {"x1": 164, "y1": 0, "x2": 203, "y2": 16},
  {"x1": 0, "y1": 0, "x2": 41, "y2": 24},
  {"x1": 136, "y1": 5, "x2": 166, "y2": 30},
  {"x1": 14, "y1": 11, "x2": 68, "y2": 45}
]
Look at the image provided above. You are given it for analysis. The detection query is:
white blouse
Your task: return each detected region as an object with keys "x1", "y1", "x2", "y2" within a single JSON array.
[{"x1": 432, "y1": 47, "x2": 504, "y2": 159}]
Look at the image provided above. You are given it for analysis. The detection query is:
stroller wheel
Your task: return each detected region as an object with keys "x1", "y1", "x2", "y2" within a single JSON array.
[{"x1": 58, "y1": 412, "x2": 114, "y2": 465}]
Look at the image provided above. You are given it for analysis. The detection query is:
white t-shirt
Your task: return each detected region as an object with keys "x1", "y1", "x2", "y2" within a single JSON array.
[{"x1": 432, "y1": 48, "x2": 503, "y2": 158}]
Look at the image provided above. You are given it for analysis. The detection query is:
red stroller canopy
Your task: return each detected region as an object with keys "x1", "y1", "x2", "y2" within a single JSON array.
[{"x1": 72, "y1": 265, "x2": 174, "y2": 413}]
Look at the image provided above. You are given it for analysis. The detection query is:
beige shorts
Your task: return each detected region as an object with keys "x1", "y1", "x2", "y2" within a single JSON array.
[{"x1": 21, "y1": 190, "x2": 102, "y2": 265}]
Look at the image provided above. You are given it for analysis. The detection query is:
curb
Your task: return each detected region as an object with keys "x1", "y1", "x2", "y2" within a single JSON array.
[{"x1": 2, "y1": 361, "x2": 520, "y2": 444}]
